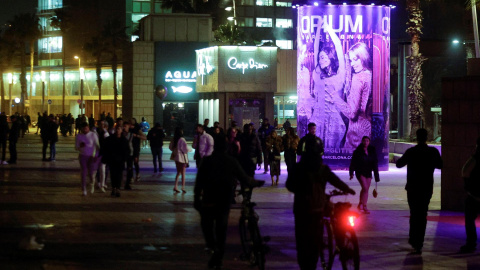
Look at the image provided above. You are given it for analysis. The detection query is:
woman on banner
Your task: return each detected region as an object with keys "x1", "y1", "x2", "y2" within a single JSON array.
[
  {"x1": 329, "y1": 42, "x2": 372, "y2": 149},
  {"x1": 313, "y1": 21, "x2": 347, "y2": 149}
]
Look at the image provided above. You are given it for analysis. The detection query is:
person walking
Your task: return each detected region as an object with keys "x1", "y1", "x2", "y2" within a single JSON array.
[
  {"x1": 286, "y1": 134, "x2": 355, "y2": 270},
  {"x1": 35, "y1": 112, "x2": 42, "y2": 135},
  {"x1": 297, "y1": 122, "x2": 324, "y2": 159},
  {"x1": 140, "y1": 117, "x2": 150, "y2": 149},
  {"x1": 75, "y1": 122, "x2": 100, "y2": 196},
  {"x1": 283, "y1": 127, "x2": 299, "y2": 177},
  {"x1": 169, "y1": 127, "x2": 190, "y2": 193},
  {"x1": 257, "y1": 118, "x2": 275, "y2": 173},
  {"x1": 349, "y1": 136, "x2": 380, "y2": 214},
  {"x1": 192, "y1": 123, "x2": 214, "y2": 168},
  {"x1": 102, "y1": 124, "x2": 129, "y2": 197},
  {"x1": 194, "y1": 134, "x2": 264, "y2": 269},
  {"x1": 460, "y1": 137, "x2": 480, "y2": 253},
  {"x1": 266, "y1": 130, "x2": 284, "y2": 186},
  {"x1": 41, "y1": 115, "x2": 58, "y2": 161},
  {"x1": 396, "y1": 128, "x2": 443, "y2": 254},
  {"x1": 95, "y1": 120, "x2": 110, "y2": 192},
  {"x1": 130, "y1": 118, "x2": 146, "y2": 181},
  {"x1": 7, "y1": 115, "x2": 20, "y2": 164},
  {"x1": 0, "y1": 114, "x2": 9, "y2": 165},
  {"x1": 147, "y1": 123, "x2": 166, "y2": 173},
  {"x1": 238, "y1": 124, "x2": 263, "y2": 178},
  {"x1": 122, "y1": 121, "x2": 135, "y2": 190}
]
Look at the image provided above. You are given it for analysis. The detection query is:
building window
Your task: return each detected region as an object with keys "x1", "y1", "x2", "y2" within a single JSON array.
[
  {"x1": 133, "y1": 0, "x2": 151, "y2": 13},
  {"x1": 256, "y1": 0, "x2": 273, "y2": 6},
  {"x1": 132, "y1": 14, "x2": 148, "y2": 24},
  {"x1": 241, "y1": 0, "x2": 255, "y2": 5},
  {"x1": 276, "y1": 40, "x2": 293, "y2": 49},
  {"x1": 256, "y1": 18, "x2": 272, "y2": 28},
  {"x1": 276, "y1": 18, "x2": 292, "y2": 28},
  {"x1": 38, "y1": 0, "x2": 63, "y2": 11},
  {"x1": 276, "y1": 1, "x2": 292, "y2": 7},
  {"x1": 155, "y1": 1, "x2": 170, "y2": 13},
  {"x1": 274, "y1": 96, "x2": 297, "y2": 130},
  {"x1": 238, "y1": 17, "x2": 254, "y2": 27},
  {"x1": 39, "y1": 37, "x2": 63, "y2": 54}
]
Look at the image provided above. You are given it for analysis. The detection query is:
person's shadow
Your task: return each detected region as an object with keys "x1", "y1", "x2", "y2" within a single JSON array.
[{"x1": 402, "y1": 253, "x2": 423, "y2": 270}]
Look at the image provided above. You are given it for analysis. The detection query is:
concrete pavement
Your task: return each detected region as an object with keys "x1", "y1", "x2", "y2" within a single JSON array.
[{"x1": 0, "y1": 132, "x2": 479, "y2": 269}]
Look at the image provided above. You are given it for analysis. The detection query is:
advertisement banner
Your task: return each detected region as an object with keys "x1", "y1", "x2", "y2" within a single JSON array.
[{"x1": 297, "y1": 5, "x2": 390, "y2": 170}]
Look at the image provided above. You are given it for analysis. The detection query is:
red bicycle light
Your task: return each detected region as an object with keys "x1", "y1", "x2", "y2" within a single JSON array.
[{"x1": 348, "y1": 216, "x2": 356, "y2": 227}]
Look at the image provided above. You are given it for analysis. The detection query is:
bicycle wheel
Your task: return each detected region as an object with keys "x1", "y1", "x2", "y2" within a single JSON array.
[
  {"x1": 250, "y1": 220, "x2": 266, "y2": 270},
  {"x1": 239, "y1": 216, "x2": 252, "y2": 259},
  {"x1": 320, "y1": 220, "x2": 334, "y2": 270},
  {"x1": 339, "y1": 228, "x2": 360, "y2": 270}
]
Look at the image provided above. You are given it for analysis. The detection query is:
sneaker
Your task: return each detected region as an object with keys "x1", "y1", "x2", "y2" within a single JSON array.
[
  {"x1": 460, "y1": 244, "x2": 476, "y2": 253},
  {"x1": 135, "y1": 175, "x2": 141, "y2": 182},
  {"x1": 90, "y1": 183, "x2": 95, "y2": 194},
  {"x1": 82, "y1": 190, "x2": 87, "y2": 196},
  {"x1": 100, "y1": 187, "x2": 106, "y2": 193}
]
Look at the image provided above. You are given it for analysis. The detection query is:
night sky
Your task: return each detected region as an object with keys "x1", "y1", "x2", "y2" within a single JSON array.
[{"x1": 0, "y1": 0, "x2": 37, "y2": 25}]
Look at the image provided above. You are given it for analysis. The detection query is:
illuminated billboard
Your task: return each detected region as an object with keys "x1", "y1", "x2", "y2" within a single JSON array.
[{"x1": 297, "y1": 4, "x2": 390, "y2": 170}]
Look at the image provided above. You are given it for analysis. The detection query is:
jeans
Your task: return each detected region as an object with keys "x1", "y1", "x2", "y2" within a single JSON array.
[
  {"x1": 42, "y1": 139, "x2": 56, "y2": 159},
  {"x1": 407, "y1": 190, "x2": 432, "y2": 249},
  {"x1": 151, "y1": 146, "x2": 163, "y2": 172}
]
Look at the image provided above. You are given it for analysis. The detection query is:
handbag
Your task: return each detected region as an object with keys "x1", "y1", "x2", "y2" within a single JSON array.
[
  {"x1": 181, "y1": 150, "x2": 189, "y2": 168},
  {"x1": 170, "y1": 148, "x2": 176, "y2": 160},
  {"x1": 372, "y1": 182, "x2": 378, "y2": 198}
]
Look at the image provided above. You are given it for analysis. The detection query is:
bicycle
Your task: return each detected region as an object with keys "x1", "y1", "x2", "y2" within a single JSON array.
[
  {"x1": 238, "y1": 187, "x2": 270, "y2": 270},
  {"x1": 320, "y1": 189, "x2": 360, "y2": 270}
]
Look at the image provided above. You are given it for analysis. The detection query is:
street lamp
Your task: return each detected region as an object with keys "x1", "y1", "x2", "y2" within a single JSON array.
[
  {"x1": 225, "y1": 0, "x2": 237, "y2": 25},
  {"x1": 74, "y1": 56, "x2": 84, "y2": 115},
  {"x1": 8, "y1": 73, "x2": 13, "y2": 116}
]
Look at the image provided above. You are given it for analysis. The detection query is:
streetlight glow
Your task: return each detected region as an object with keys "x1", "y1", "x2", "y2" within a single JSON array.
[
  {"x1": 225, "y1": 7, "x2": 232, "y2": 11},
  {"x1": 452, "y1": 40, "x2": 460, "y2": 44}
]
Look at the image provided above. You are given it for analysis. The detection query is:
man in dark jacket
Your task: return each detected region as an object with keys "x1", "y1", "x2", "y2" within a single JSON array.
[
  {"x1": 286, "y1": 135, "x2": 355, "y2": 270},
  {"x1": 194, "y1": 134, "x2": 264, "y2": 269},
  {"x1": 297, "y1": 122, "x2": 324, "y2": 159},
  {"x1": 147, "y1": 123, "x2": 166, "y2": 173},
  {"x1": 460, "y1": 137, "x2": 480, "y2": 253},
  {"x1": 8, "y1": 115, "x2": 20, "y2": 164},
  {"x1": 257, "y1": 118, "x2": 275, "y2": 173},
  {"x1": 238, "y1": 124, "x2": 263, "y2": 177},
  {"x1": 41, "y1": 114, "x2": 59, "y2": 161},
  {"x1": 396, "y1": 128, "x2": 443, "y2": 255}
]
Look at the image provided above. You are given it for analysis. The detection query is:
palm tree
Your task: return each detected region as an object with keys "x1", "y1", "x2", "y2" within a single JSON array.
[
  {"x1": 0, "y1": 35, "x2": 16, "y2": 113},
  {"x1": 6, "y1": 13, "x2": 41, "y2": 114},
  {"x1": 405, "y1": 0, "x2": 427, "y2": 139},
  {"x1": 50, "y1": 9, "x2": 72, "y2": 115},
  {"x1": 214, "y1": 23, "x2": 245, "y2": 45},
  {"x1": 85, "y1": 36, "x2": 106, "y2": 117},
  {"x1": 102, "y1": 18, "x2": 129, "y2": 119}
]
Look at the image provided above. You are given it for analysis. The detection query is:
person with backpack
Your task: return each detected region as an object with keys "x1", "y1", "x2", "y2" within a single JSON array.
[{"x1": 286, "y1": 134, "x2": 355, "y2": 269}]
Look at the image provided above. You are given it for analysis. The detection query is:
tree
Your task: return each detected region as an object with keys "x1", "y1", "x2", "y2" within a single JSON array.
[
  {"x1": 161, "y1": 0, "x2": 195, "y2": 13},
  {"x1": 214, "y1": 23, "x2": 245, "y2": 45},
  {"x1": 85, "y1": 36, "x2": 106, "y2": 118},
  {"x1": 6, "y1": 13, "x2": 41, "y2": 115},
  {"x1": 406, "y1": 0, "x2": 427, "y2": 139},
  {"x1": 102, "y1": 18, "x2": 129, "y2": 119},
  {"x1": 0, "y1": 35, "x2": 16, "y2": 113},
  {"x1": 50, "y1": 9, "x2": 72, "y2": 115}
]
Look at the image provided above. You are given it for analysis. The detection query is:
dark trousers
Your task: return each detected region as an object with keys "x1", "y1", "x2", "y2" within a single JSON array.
[
  {"x1": 151, "y1": 146, "x2": 163, "y2": 172},
  {"x1": 0, "y1": 140, "x2": 6, "y2": 161},
  {"x1": 407, "y1": 190, "x2": 432, "y2": 249},
  {"x1": 200, "y1": 207, "x2": 230, "y2": 267},
  {"x1": 195, "y1": 154, "x2": 203, "y2": 169},
  {"x1": 126, "y1": 156, "x2": 134, "y2": 187},
  {"x1": 8, "y1": 140, "x2": 17, "y2": 163},
  {"x1": 262, "y1": 148, "x2": 269, "y2": 171},
  {"x1": 465, "y1": 196, "x2": 480, "y2": 247},
  {"x1": 109, "y1": 162, "x2": 124, "y2": 189},
  {"x1": 294, "y1": 212, "x2": 323, "y2": 270},
  {"x1": 284, "y1": 150, "x2": 297, "y2": 176},
  {"x1": 42, "y1": 139, "x2": 55, "y2": 159}
]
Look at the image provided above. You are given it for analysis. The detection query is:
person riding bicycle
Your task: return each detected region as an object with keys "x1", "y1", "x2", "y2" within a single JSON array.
[
  {"x1": 194, "y1": 134, "x2": 265, "y2": 269},
  {"x1": 286, "y1": 135, "x2": 355, "y2": 270}
]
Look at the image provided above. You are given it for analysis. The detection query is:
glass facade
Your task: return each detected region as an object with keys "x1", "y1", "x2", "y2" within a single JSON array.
[
  {"x1": 38, "y1": 0, "x2": 63, "y2": 11},
  {"x1": 273, "y1": 96, "x2": 297, "y2": 131},
  {"x1": 275, "y1": 18, "x2": 292, "y2": 28},
  {"x1": 256, "y1": 18, "x2": 272, "y2": 27}
]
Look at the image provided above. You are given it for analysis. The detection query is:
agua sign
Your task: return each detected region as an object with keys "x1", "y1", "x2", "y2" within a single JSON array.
[
  {"x1": 165, "y1": 71, "x2": 196, "y2": 83},
  {"x1": 227, "y1": 57, "x2": 269, "y2": 74}
]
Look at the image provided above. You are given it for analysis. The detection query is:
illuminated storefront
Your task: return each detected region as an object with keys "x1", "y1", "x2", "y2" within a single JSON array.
[
  {"x1": 196, "y1": 46, "x2": 278, "y2": 130},
  {"x1": 297, "y1": 4, "x2": 391, "y2": 170},
  {"x1": 154, "y1": 42, "x2": 208, "y2": 137}
]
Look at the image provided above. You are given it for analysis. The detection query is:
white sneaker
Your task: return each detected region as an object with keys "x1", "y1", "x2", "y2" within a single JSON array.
[
  {"x1": 100, "y1": 187, "x2": 106, "y2": 193},
  {"x1": 90, "y1": 183, "x2": 95, "y2": 194}
]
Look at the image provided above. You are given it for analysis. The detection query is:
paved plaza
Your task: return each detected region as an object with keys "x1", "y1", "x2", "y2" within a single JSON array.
[{"x1": 0, "y1": 133, "x2": 479, "y2": 269}]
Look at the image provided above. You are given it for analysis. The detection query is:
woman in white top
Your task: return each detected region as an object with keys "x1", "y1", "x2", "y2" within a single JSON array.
[{"x1": 169, "y1": 127, "x2": 190, "y2": 193}]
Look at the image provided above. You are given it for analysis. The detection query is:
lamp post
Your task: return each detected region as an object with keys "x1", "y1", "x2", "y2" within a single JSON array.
[
  {"x1": 41, "y1": 71, "x2": 46, "y2": 113},
  {"x1": 8, "y1": 73, "x2": 13, "y2": 116},
  {"x1": 74, "y1": 56, "x2": 84, "y2": 115}
]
